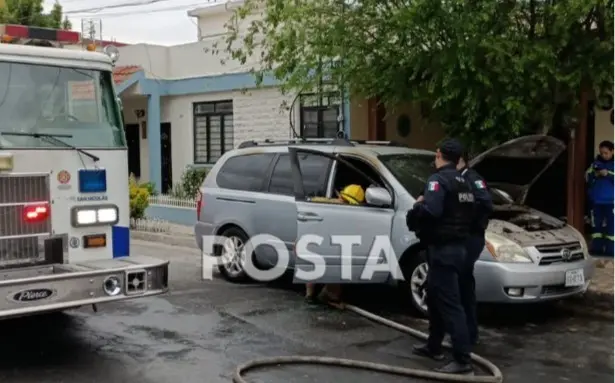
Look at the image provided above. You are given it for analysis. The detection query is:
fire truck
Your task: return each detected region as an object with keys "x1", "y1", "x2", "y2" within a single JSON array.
[{"x1": 0, "y1": 25, "x2": 169, "y2": 319}]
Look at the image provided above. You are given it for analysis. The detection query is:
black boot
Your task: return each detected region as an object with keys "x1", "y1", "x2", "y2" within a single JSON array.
[
  {"x1": 434, "y1": 360, "x2": 473, "y2": 374},
  {"x1": 412, "y1": 344, "x2": 445, "y2": 361}
]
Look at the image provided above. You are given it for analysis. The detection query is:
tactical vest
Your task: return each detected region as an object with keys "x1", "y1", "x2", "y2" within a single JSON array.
[{"x1": 433, "y1": 169, "x2": 475, "y2": 242}]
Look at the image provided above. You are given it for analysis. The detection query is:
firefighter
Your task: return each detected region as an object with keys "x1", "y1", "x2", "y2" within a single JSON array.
[
  {"x1": 586, "y1": 140, "x2": 614, "y2": 256},
  {"x1": 305, "y1": 184, "x2": 365, "y2": 304},
  {"x1": 457, "y1": 152, "x2": 493, "y2": 345},
  {"x1": 406, "y1": 139, "x2": 475, "y2": 374}
]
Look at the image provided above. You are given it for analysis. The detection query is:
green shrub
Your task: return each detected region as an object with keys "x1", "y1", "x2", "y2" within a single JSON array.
[
  {"x1": 169, "y1": 182, "x2": 189, "y2": 199},
  {"x1": 180, "y1": 167, "x2": 208, "y2": 198},
  {"x1": 129, "y1": 175, "x2": 150, "y2": 220},
  {"x1": 139, "y1": 181, "x2": 157, "y2": 196}
]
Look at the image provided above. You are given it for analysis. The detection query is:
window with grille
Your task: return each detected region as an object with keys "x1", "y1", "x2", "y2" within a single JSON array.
[
  {"x1": 193, "y1": 100, "x2": 234, "y2": 164},
  {"x1": 299, "y1": 92, "x2": 341, "y2": 138}
]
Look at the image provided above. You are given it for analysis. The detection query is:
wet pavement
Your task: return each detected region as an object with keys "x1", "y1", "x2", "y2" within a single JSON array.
[{"x1": 0, "y1": 240, "x2": 612, "y2": 383}]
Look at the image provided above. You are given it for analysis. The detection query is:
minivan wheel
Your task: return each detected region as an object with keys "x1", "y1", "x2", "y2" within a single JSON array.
[
  {"x1": 401, "y1": 251, "x2": 429, "y2": 317},
  {"x1": 217, "y1": 227, "x2": 251, "y2": 283}
]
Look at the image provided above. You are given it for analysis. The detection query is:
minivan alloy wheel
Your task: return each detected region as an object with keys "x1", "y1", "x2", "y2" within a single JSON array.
[
  {"x1": 410, "y1": 262, "x2": 429, "y2": 313},
  {"x1": 221, "y1": 236, "x2": 247, "y2": 277}
]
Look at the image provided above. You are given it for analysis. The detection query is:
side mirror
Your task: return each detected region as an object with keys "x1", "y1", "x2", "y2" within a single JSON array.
[{"x1": 365, "y1": 186, "x2": 392, "y2": 207}]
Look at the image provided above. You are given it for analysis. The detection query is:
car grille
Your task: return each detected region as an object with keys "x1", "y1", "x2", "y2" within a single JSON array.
[
  {"x1": 541, "y1": 284, "x2": 582, "y2": 296},
  {"x1": 0, "y1": 174, "x2": 51, "y2": 266},
  {"x1": 535, "y1": 241, "x2": 584, "y2": 265}
]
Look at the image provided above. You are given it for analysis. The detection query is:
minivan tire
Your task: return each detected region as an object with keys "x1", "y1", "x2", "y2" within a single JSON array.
[
  {"x1": 217, "y1": 227, "x2": 251, "y2": 283},
  {"x1": 400, "y1": 250, "x2": 429, "y2": 317}
]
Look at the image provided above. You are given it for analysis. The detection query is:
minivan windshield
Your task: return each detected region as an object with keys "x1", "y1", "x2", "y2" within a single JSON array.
[
  {"x1": 379, "y1": 153, "x2": 514, "y2": 204},
  {"x1": 0, "y1": 61, "x2": 125, "y2": 148}
]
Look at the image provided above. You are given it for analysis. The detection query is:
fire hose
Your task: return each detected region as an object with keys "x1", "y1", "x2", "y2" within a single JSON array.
[{"x1": 233, "y1": 302, "x2": 503, "y2": 383}]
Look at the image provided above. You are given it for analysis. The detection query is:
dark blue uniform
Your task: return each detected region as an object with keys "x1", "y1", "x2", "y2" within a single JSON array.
[
  {"x1": 407, "y1": 163, "x2": 475, "y2": 368},
  {"x1": 460, "y1": 167, "x2": 493, "y2": 344},
  {"x1": 586, "y1": 156, "x2": 614, "y2": 256}
]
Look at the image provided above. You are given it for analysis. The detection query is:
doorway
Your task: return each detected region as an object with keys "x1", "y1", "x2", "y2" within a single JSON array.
[
  {"x1": 124, "y1": 124, "x2": 141, "y2": 178},
  {"x1": 160, "y1": 123, "x2": 172, "y2": 194}
]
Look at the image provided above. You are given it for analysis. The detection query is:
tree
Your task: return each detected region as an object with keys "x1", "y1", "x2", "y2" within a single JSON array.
[
  {"x1": 0, "y1": 0, "x2": 71, "y2": 30},
  {"x1": 222, "y1": 0, "x2": 613, "y2": 150}
]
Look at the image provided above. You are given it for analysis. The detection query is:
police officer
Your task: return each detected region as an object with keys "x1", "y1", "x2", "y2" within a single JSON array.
[
  {"x1": 406, "y1": 139, "x2": 475, "y2": 374},
  {"x1": 457, "y1": 152, "x2": 493, "y2": 346}
]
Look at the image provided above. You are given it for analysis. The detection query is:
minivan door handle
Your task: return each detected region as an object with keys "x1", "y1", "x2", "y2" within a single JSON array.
[{"x1": 297, "y1": 212, "x2": 323, "y2": 222}]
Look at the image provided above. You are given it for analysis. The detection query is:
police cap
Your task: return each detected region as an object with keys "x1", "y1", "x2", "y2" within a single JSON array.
[{"x1": 438, "y1": 139, "x2": 464, "y2": 163}]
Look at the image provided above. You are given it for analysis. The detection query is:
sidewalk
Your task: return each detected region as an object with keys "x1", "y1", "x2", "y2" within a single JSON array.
[{"x1": 131, "y1": 221, "x2": 196, "y2": 248}]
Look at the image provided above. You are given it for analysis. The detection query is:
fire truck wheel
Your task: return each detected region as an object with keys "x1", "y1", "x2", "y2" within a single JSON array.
[{"x1": 217, "y1": 227, "x2": 252, "y2": 283}]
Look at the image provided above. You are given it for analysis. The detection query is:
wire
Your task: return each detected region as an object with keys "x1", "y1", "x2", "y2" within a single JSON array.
[
  {"x1": 66, "y1": 1, "x2": 212, "y2": 17},
  {"x1": 64, "y1": 0, "x2": 171, "y2": 14},
  {"x1": 65, "y1": 0, "x2": 219, "y2": 15}
]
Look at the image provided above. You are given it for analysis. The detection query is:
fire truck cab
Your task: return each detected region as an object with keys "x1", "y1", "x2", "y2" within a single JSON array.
[{"x1": 0, "y1": 25, "x2": 169, "y2": 319}]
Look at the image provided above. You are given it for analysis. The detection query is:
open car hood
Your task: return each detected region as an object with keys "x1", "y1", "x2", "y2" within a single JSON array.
[{"x1": 469, "y1": 135, "x2": 566, "y2": 204}]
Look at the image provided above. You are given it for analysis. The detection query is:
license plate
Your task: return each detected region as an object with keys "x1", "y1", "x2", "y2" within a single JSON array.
[{"x1": 565, "y1": 269, "x2": 585, "y2": 287}]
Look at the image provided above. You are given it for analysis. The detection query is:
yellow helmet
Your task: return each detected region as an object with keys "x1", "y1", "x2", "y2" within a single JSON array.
[{"x1": 339, "y1": 184, "x2": 365, "y2": 205}]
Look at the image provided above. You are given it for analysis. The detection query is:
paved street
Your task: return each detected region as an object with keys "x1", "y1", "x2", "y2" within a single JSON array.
[{"x1": 0, "y1": 240, "x2": 612, "y2": 383}]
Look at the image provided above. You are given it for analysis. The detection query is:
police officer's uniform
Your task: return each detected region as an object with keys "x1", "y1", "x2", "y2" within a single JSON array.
[
  {"x1": 406, "y1": 140, "x2": 475, "y2": 374},
  {"x1": 459, "y1": 165, "x2": 493, "y2": 345}
]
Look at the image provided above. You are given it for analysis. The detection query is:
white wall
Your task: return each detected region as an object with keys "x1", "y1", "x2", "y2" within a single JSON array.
[
  {"x1": 116, "y1": 44, "x2": 170, "y2": 78},
  {"x1": 114, "y1": 3, "x2": 264, "y2": 79},
  {"x1": 122, "y1": 87, "x2": 297, "y2": 187},
  {"x1": 161, "y1": 87, "x2": 295, "y2": 186},
  {"x1": 121, "y1": 97, "x2": 150, "y2": 182}
]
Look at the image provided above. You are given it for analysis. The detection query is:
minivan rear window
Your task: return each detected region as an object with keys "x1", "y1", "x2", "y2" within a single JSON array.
[{"x1": 216, "y1": 153, "x2": 276, "y2": 191}]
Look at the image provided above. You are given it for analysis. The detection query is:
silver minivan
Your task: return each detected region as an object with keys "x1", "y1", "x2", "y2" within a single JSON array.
[{"x1": 194, "y1": 135, "x2": 594, "y2": 315}]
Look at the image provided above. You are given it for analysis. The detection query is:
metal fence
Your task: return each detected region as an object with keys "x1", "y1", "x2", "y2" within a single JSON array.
[{"x1": 149, "y1": 194, "x2": 197, "y2": 209}]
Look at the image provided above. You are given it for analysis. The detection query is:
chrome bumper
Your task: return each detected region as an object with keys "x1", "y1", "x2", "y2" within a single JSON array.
[{"x1": 0, "y1": 255, "x2": 169, "y2": 319}]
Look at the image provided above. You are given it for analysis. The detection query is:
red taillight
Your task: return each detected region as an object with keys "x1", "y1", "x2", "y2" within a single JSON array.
[
  {"x1": 24, "y1": 203, "x2": 49, "y2": 222},
  {"x1": 196, "y1": 191, "x2": 203, "y2": 220}
]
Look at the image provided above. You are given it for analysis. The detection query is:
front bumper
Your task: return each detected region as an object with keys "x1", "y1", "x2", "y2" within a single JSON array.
[
  {"x1": 475, "y1": 257, "x2": 595, "y2": 303},
  {"x1": 0, "y1": 255, "x2": 169, "y2": 319}
]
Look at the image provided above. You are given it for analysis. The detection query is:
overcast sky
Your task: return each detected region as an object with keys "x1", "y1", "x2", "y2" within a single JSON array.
[{"x1": 46, "y1": 0, "x2": 218, "y2": 45}]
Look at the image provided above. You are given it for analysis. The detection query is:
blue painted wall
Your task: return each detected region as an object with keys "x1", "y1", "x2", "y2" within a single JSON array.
[{"x1": 145, "y1": 205, "x2": 196, "y2": 226}]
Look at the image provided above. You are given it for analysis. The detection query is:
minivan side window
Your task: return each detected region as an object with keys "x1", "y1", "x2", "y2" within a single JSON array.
[
  {"x1": 268, "y1": 154, "x2": 332, "y2": 196},
  {"x1": 268, "y1": 155, "x2": 294, "y2": 195},
  {"x1": 216, "y1": 153, "x2": 276, "y2": 192}
]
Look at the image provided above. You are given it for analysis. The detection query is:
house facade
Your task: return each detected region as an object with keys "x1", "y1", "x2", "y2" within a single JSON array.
[{"x1": 112, "y1": 1, "x2": 350, "y2": 194}]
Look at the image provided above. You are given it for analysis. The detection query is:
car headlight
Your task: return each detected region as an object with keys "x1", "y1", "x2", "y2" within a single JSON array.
[
  {"x1": 485, "y1": 232, "x2": 533, "y2": 263},
  {"x1": 71, "y1": 205, "x2": 119, "y2": 227},
  {"x1": 567, "y1": 225, "x2": 590, "y2": 258}
]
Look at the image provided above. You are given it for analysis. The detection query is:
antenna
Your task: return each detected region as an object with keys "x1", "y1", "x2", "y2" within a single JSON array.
[{"x1": 80, "y1": 18, "x2": 102, "y2": 48}]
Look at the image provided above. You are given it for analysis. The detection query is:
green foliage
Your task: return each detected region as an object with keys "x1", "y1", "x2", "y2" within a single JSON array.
[
  {"x1": 180, "y1": 168, "x2": 209, "y2": 199},
  {"x1": 0, "y1": 0, "x2": 71, "y2": 29},
  {"x1": 129, "y1": 175, "x2": 149, "y2": 220},
  {"x1": 139, "y1": 181, "x2": 158, "y2": 196},
  {"x1": 222, "y1": 0, "x2": 614, "y2": 151},
  {"x1": 169, "y1": 182, "x2": 189, "y2": 199}
]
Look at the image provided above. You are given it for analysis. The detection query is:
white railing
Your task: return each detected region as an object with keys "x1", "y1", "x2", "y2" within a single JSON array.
[
  {"x1": 148, "y1": 194, "x2": 197, "y2": 209},
  {"x1": 131, "y1": 217, "x2": 171, "y2": 233}
]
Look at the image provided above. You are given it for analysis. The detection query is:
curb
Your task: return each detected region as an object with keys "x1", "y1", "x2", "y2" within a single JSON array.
[{"x1": 131, "y1": 231, "x2": 197, "y2": 249}]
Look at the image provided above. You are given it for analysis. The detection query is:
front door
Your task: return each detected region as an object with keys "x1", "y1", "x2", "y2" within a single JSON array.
[
  {"x1": 124, "y1": 124, "x2": 140, "y2": 178},
  {"x1": 288, "y1": 148, "x2": 395, "y2": 284},
  {"x1": 160, "y1": 123, "x2": 172, "y2": 194}
]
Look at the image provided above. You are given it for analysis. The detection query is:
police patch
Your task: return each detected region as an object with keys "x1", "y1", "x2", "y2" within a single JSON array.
[
  {"x1": 475, "y1": 180, "x2": 486, "y2": 189},
  {"x1": 428, "y1": 181, "x2": 440, "y2": 191}
]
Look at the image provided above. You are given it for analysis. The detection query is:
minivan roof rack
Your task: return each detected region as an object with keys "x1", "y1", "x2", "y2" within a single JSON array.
[{"x1": 237, "y1": 138, "x2": 407, "y2": 149}]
